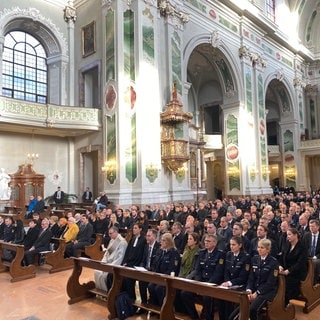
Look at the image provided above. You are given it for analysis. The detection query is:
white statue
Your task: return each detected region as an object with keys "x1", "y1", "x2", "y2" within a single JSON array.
[{"x1": 0, "y1": 168, "x2": 11, "y2": 200}]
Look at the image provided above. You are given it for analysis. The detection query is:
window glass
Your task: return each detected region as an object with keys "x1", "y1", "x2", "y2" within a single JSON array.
[{"x1": 2, "y1": 31, "x2": 48, "y2": 103}]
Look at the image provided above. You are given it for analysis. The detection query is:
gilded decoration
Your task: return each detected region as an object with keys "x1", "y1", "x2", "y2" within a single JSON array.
[{"x1": 160, "y1": 83, "x2": 192, "y2": 173}]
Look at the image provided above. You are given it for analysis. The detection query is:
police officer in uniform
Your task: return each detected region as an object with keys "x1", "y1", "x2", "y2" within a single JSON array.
[
  {"x1": 219, "y1": 236, "x2": 251, "y2": 320},
  {"x1": 181, "y1": 234, "x2": 225, "y2": 320},
  {"x1": 246, "y1": 238, "x2": 279, "y2": 320},
  {"x1": 148, "y1": 232, "x2": 181, "y2": 306}
]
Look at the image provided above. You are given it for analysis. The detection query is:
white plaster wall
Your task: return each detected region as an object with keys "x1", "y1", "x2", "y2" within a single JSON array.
[{"x1": 0, "y1": 131, "x2": 72, "y2": 199}]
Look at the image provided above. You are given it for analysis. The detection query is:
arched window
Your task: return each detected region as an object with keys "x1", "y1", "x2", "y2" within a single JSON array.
[
  {"x1": 266, "y1": 0, "x2": 275, "y2": 22},
  {"x1": 2, "y1": 31, "x2": 47, "y2": 103}
]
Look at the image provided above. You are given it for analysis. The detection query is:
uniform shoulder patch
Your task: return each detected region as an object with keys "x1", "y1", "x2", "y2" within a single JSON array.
[
  {"x1": 245, "y1": 264, "x2": 250, "y2": 271},
  {"x1": 219, "y1": 258, "x2": 224, "y2": 264},
  {"x1": 274, "y1": 269, "x2": 279, "y2": 277}
]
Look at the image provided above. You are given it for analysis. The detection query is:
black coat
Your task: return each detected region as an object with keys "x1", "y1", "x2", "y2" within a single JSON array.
[
  {"x1": 33, "y1": 200, "x2": 45, "y2": 214},
  {"x1": 279, "y1": 240, "x2": 308, "y2": 303},
  {"x1": 24, "y1": 226, "x2": 40, "y2": 250},
  {"x1": 173, "y1": 232, "x2": 186, "y2": 254},
  {"x1": 302, "y1": 231, "x2": 320, "y2": 258},
  {"x1": 122, "y1": 235, "x2": 146, "y2": 267},
  {"x1": 140, "y1": 241, "x2": 160, "y2": 270},
  {"x1": 189, "y1": 248, "x2": 225, "y2": 284},
  {"x1": 31, "y1": 228, "x2": 52, "y2": 252},
  {"x1": 153, "y1": 247, "x2": 181, "y2": 276},
  {"x1": 246, "y1": 254, "x2": 279, "y2": 300},
  {"x1": 280, "y1": 240, "x2": 308, "y2": 281},
  {"x1": 223, "y1": 250, "x2": 251, "y2": 287}
]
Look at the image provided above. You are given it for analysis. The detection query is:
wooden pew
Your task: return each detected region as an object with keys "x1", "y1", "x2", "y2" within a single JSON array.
[
  {"x1": 266, "y1": 274, "x2": 295, "y2": 320},
  {"x1": 119, "y1": 228, "x2": 132, "y2": 243},
  {"x1": 84, "y1": 234, "x2": 104, "y2": 261},
  {"x1": 290, "y1": 258, "x2": 320, "y2": 313},
  {"x1": 0, "y1": 241, "x2": 36, "y2": 282},
  {"x1": 44, "y1": 238, "x2": 73, "y2": 273},
  {"x1": 67, "y1": 258, "x2": 250, "y2": 320},
  {"x1": 4, "y1": 206, "x2": 23, "y2": 215}
]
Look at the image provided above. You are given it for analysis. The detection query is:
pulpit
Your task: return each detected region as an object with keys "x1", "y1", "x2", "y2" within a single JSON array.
[{"x1": 9, "y1": 164, "x2": 45, "y2": 208}]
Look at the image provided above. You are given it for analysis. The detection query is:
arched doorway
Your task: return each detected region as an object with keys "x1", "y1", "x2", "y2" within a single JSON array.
[
  {"x1": 265, "y1": 78, "x2": 295, "y2": 190},
  {"x1": 186, "y1": 43, "x2": 238, "y2": 199}
]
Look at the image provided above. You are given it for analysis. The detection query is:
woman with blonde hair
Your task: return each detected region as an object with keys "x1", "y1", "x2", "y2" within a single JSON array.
[
  {"x1": 245, "y1": 238, "x2": 279, "y2": 320},
  {"x1": 148, "y1": 232, "x2": 181, "y2": 306}
]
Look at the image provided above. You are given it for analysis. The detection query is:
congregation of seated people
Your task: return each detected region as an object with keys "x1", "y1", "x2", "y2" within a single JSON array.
[{"x1": 2, "y1": 190, "x2": 320, "y2": 319}]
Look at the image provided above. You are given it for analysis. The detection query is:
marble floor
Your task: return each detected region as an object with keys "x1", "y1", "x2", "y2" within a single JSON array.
[{"x1": 0, "y1": 263, "x2": 319, "y2": 320}]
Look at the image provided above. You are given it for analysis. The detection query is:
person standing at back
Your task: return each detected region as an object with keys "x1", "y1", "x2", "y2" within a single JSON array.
[
  {"x1": 53, "y1": 186, "x2": 64, "y2": 204},
  {"x1": 82, "y1": 187, "x2": 92, "y2": 203}
]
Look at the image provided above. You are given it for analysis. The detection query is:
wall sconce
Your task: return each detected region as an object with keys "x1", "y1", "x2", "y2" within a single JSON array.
[
  {"x1": 145, "y1": 163, "x2": 159, "y2": 183},
  {"x1": 227, "y1": 166, "x2": 239, "y2": 176},
  {"x1": 261, "y1": 165, "x2": 270, "y2": 179},
  {"x1": 175, "y1": 166, "x2": 188, "y2": 183},
  {"x1": 284, "y1": 167, "x2": 296, "y2": 177},
  {"x1": 102, "y1": 159, "x2": 117, "y2": 184},
  {"x1": 249, "y1": 165, "x2": 258, "y2": 180}
]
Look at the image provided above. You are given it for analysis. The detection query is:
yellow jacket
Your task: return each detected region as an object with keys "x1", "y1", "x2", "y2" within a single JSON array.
[{"x1": 62, "y1": 223, "x2": 79, "y2": 243}]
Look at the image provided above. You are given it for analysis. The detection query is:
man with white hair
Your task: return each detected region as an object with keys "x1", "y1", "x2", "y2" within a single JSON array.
[
  {"x1": 24, "y1": 218, "x2": 52, "y2": 266},
  {"x1": 94, "y1": 226, "x2": 127, "y2": 292}
]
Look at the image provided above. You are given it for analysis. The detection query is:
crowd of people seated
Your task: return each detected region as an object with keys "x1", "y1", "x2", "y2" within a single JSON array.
[
  {"x1": 86, "y1": 191, "x2": 320, "y2": 320},
  {"x1": 1, "y1": 190, "x2": 320, "y2": 319}
]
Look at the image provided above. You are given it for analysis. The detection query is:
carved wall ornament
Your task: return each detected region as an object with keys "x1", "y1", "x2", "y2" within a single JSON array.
[
  {"x1": 293, "y1": 77, "x2": 307, "y2": 88},
  {"x1": 305, "y1": 84, "x2": 318, "y2": 95},
  {"x1": 210, "y1": 30, "x2": 221, "y2": 48},
  {"x1": 157, "y1": 0, "x2": 189, "y2": 24},
  {"x1": 238, "y1": 45, "x2": 267, "y2": 68},
  {"x1": 64, "y1": 5, "x2": 77, "y2": 23},
  {"x1": 101, "y1": 0, "x2": 113, "y2": 10},
  {"x1": 276, "y1": 69, "x2": 284, "y2": 82}
]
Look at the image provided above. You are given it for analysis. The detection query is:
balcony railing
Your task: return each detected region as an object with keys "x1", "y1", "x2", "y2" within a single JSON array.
[{"x1": 0, "y1": 96, "x2": 101, "y2": 136}]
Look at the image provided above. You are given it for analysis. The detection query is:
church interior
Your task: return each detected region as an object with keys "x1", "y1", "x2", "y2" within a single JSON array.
[{"x1": 0, "y1": 0, "x2": 320, "y2": 207}]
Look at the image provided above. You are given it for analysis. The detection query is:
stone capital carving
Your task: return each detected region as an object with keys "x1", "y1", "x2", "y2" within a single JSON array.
[
  {"x1": 239, "y1": 45, "x2": 267, "y2": 69},
  {"x1": 64, "y1": 5, "x2": 77, "y2": 23}
]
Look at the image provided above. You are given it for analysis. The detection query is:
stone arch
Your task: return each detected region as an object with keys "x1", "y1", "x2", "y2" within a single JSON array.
[
  {"x1": 183, "y1": 31, "x2": 242, "y2": 103},
  {"x1": 264, "y1": 71, "x2": 296, "y2": 121},
  {"x1": 0, "y1": 7, "x2": 67, "y2": 56}
]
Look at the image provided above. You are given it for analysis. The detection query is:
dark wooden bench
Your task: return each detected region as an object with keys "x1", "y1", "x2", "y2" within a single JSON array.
[
  {"x1": 289, "y1": 258, "x2": 320, "y2": 313},
  {"x1": 119, "y1": 228, "x2": 132, "y2": 243},
  {"x1": 84, "y1": 234, "x2": 104, "y2": 261},
  {"x1": 4, "y1": 206, "x2": 23, "y2": 215},
  {"x1": 67, "y1": 258, "x2": 250, "y2": 320},
  {"x1": 0, "y1": 241, "x2": 36, "y2": 282},
  {"x1": 43, "y1": 238, "x2": 73, "y2": 273},
  {"x1": 266, "y1": 274, "x2": 295, "y2": 320}
]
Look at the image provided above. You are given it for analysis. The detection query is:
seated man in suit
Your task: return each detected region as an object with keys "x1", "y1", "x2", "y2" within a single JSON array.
[
  {"x1": 302, "y1": 219, "x2": 320, "y2": 283},
  {"x1": 33, "y1": 195, "x2": 45, "y2": 215},
  {"x1": 136, "y1": 229, "x2": 160, "y2": 314},
  {"x1": 171, "y1": 221, "x2": 186, "y2": 254},
  {"x1": 24, "y1": 218, "x2": 52, "y2": 266}
]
